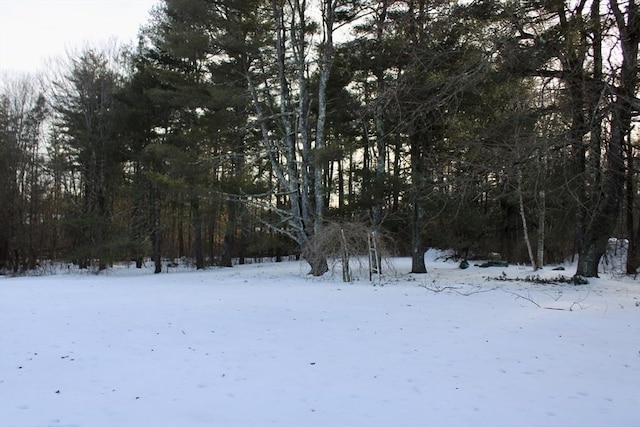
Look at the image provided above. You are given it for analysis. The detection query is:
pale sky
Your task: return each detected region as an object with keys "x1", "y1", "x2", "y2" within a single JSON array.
[{"x1": 0, "y1": 0, "x2": 159, "y2": 74}]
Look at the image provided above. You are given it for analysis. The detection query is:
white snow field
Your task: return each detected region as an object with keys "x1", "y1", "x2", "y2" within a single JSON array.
[{"x1": 1, "y1": 254, "x2": 639, "y2": 427}]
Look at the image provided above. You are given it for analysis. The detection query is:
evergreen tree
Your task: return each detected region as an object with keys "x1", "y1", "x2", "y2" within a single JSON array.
[{"x1": 51, "y1": 49, "x2": 126, "y2": 269}]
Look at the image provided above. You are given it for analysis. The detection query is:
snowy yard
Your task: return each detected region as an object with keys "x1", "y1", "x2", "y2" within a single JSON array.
[{"x1": 1, "y1": 255, "x2": 639, "y2": 427}]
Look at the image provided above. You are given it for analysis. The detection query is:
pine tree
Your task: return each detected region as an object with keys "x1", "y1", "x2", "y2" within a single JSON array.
[{"x1": 51, "y1": 49, "x2": 126, "y2": 270}]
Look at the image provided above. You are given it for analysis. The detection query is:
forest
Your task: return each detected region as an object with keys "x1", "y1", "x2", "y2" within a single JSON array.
[{"x1": 0, "y1": 0, "x2": 638, "y2": 278}]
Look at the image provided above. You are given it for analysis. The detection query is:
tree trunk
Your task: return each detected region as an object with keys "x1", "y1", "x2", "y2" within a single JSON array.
[
  {"x1": 132, "y1": 163, "x2": 146, "y2": 269},
  {"x1": 628, "y1": 215, "x2": 640, "y2": 276},
  {"x1": 371, "y1": 92, "x2": 385, "y2": 229},
  {"x1": 221, "y1": 198, "x2": 238, "y2": 267},
  {"x1": 576, "y1": 0, "x2": 638, "y2": 277},
  {"x1": 576, "y1": 233, "x2": 605, "y2": 278},
  {"x1": 191, "y1": 197, "x2": 204, "y2": 269},
  {"x1": 411, "y1": 199, "x2": 427, "y2": 273},
  {"x1": 614, "y1": 0, "x2": 640, "y2": 276},
  {"x1": 370, "y1": 2, "x2": 388, "y2": 230},
  {"x1": 307, "y1": 249, "x2": 329, "y2": 277},
  {"x1": 313, "y1": 0, "x2": 337, "y2": 243},
  {"x1": 517, "y1": 168, "x2": 537, "y2": 270},
  {"x1": 536, "y1": 189, "x2": 546, "y2": 269},
  {"x1": 625, "y1": 111, "x2": 638, "y2": 275},
  {"x1": 245, "y1": 1, "x2": 330, "y2": 276},
  {"x1": 153, "y1": 228, "x2": 162, "y2": 274},
  {"x1": 410, "y1": 135, "x2": 427, "y2": 274},
  {"x1": 152, "y1": 188, "x2": 162, "y2": 274},
  {"x1": 575, "y1": 115, "x2": 626, "y2": 278}
]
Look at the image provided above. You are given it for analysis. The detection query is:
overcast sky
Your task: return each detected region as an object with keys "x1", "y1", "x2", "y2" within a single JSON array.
[{"x1": 0, "y1": 0, "x2": 159, "y2": 75}]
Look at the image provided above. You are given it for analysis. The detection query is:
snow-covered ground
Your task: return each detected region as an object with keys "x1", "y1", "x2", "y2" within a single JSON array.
[{"x1": 1, "y1": 253, "x2": 639, "y2": 427}]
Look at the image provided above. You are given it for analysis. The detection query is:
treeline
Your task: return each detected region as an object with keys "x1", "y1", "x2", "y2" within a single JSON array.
[{"x1": 1, "y1": 0, "x2": 638, "y2": 277}]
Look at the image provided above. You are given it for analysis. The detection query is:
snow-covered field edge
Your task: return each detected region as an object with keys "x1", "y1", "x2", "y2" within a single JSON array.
[{"x1": 1, "y1": 251, "x2": 638, "y2": 427}]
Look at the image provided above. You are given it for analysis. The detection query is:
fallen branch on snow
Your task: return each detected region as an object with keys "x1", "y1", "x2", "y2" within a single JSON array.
[
  {"x1": 503, "y1": 289, "x2": 591, "y2": 311},
  {"x1": 419, "y1": 283, "x2": 499, "y2": 296}
]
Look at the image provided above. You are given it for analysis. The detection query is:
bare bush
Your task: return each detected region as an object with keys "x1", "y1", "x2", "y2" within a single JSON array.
[{"x1": 302, "y1": 221, "x2": 397, "y2": 282}]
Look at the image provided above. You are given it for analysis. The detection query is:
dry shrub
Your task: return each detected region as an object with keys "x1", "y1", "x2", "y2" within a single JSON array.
[{"x1": 303, "y1": 221, "x2": 396, "y2": 282}]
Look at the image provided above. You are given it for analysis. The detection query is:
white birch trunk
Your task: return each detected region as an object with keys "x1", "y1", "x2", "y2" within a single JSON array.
[{"x1": 517, "y1": 168, "x2": 537, "y2": 270}]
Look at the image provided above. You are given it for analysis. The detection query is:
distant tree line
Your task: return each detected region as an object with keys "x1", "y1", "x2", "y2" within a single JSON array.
[{"x1": 1, "y1": 0, "x2": 638, "y2": 278}]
